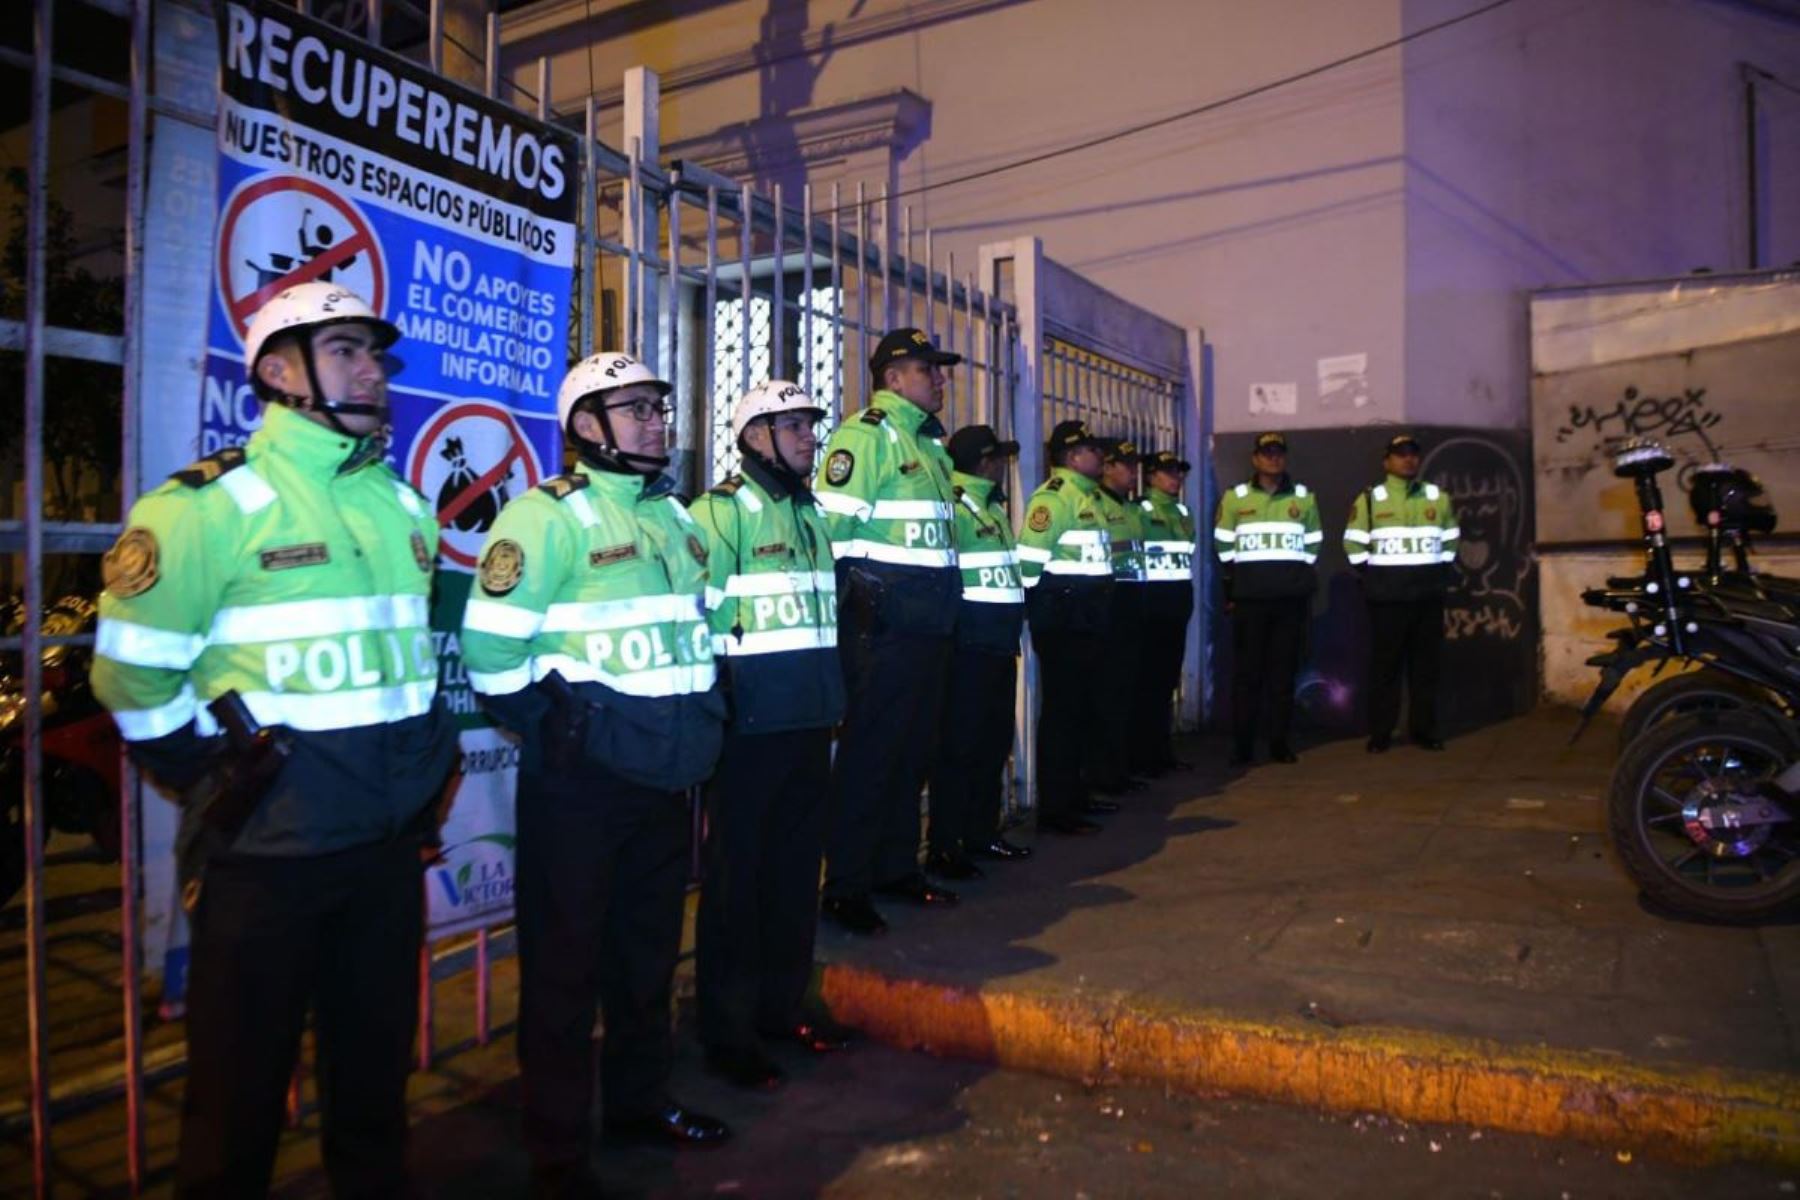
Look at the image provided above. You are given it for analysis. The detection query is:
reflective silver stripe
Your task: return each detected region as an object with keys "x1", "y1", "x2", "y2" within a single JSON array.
[
  {"x1": 540, "y1": 592, "x2": 705, "y2": 633},
  {"x1": 735, "y1": 486, "x2": 765, "y2": 513},
  {"x1": 393, "y1": 482, "x2": 426, "y2": 517},
  {"x1": 713, "y1": 625, "x2": 839, "y2": 656},
  {"x1": 1176, "y1": 502, "x2": 1190, "y2": 517},
  {"x1": 109, "y1": 684, "x2": 199, "y2": 741},
  {"x1": 963, "y1": 584, "x2": 1025, "y2": 603},
  {"x1": 468, "y1": 663, "x2": 533, "y2": 696},
  {"x1": 1144, "y1": 540, "x2": 1195, "y2": 555},
  {"x1": 209, "y1": 594, "x2": 430, "y2": 644},
  {"x1": 705, "y1": 586, "x2": 728, "y2": 610},
  {"x1": 1235, "y1": 521, "x2": 1307, "y2": 537},
  {"x1": 529, "y1": 653, "x2": 717, "y2": 697},
  {"x1": 194, "y1": 680, "x2": 439, "y2": 734},
  {"x1": 1440, "y1": 528, "x2": 1461, "y2": 541},
  {"x1": 1216, "y1": 550, "x2": 1238, "y2": 562},
  {"x1": 1234, "y1": 549, "x2": 1311, "y2": 563},
  {"x1": 1346, "y1": 551, "x2": 1370, "y2": 565},
  {"x1": 218, "y1": 466, "x2": 278, "y2": 514},
  {"x1": 1044, "y1": 560, "x2": 1112, "y2": 576},
  {"x1": 957, "y1": 550, "x2": 1017, "y2": 569},
  {"x1": 1212, "y1": 526, "x2": 1235, "y2": 542},
  {"x1": 1055, "y1": 529, "x2": 1107, "y2": 545},
  {"x1": 724, "y1": 570, "x2": 837, "y2": 597},
  {"x1": 668, "y1": 497, "x2": 698, "y2": 527},
  {"x1": 1368, "y1": 551, "x2": 1442, "y2": 566},
  {"x1": 816, "y1": 491, "x2": 873, "y2": 521},
  {"x1": 96, "y1": 618, "x2": 205, "y2": 670},
  {"x1": 1145, "y1": 565, "x2": 1190, "y2": 581},
  {"x1": 1372, "y1": 485, "x2": 1390, "y2": 502},
  {"x1": 833, "y1": 540, "x2": 956, "y2": 568},
  {"x1": 567, "y1": 490, "x2": 600, "y2": 528},
  {"x1": 1234, "y1": 484, "x2": 1249, "y2": 498},
  {"x1": 871, "y1": 499, "x2": 952, "y2": 520},
  {"x1": 1370, "y1": 524, "x2": 1447, "y2": 539},
  {"x1": 462, "y1": 598, "x2": 547, "y2": 639},
  {"x1": 1303, "y1": 531, "x2": 1323, "y2": 544},
  {"x1": 1424, "y1": 483, "x2": 1441, "y2": 501},
  {"x1": 1343, "y1": 528, "x2": 1372, "y2": 544},
  {"x1": 1016, "y1": 546, "x2": 1052, "y2": 563}
]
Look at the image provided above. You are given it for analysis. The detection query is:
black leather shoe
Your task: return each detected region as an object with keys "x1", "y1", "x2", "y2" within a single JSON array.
[
  {"x1": 972, "y1": 837, "x2": 1034, "y2": 862},
  {"x1": 924, "y1": 849, "x2": 984, "y2": 880},
  {"x1": 704, "y1": 1045, "x2": 785, "y2": 1091},
  {"x1": 1365, "y1": 736, "x2": 1391, "y2": 754},
  {"x1": 1414, "y1": 737, "x2": 1446, "y2": 751},
  {"x1": 821, "y1": 895, "x2": 888, "y2": 936},
  {"x1": 1080, "y1": 797, "x2": 1121, "y2": 815},
  {"x1": 774, "y1": 1017, "x2": 859, "y2": 1053},
  {"x1": 604, "y1": 1103, "x2": 731, "y2": 1148},
  {"x1": 1039, "y1": 813, "x2": 1103, "y2": 836},
  {"x1": 875, "y1": 875, "x2": 960, "y2": 906},
  {"x1": 1270, "y1": 744, "x2": 1298, "y2": 764}
]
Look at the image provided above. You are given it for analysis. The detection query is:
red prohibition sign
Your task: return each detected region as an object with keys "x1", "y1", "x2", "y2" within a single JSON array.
[
  {"x1": 217, "y1": 175, "x2": 385, "y2": 342},
  {"x1": 408, "y1": 402, "x2": 543, "y2": 568}
]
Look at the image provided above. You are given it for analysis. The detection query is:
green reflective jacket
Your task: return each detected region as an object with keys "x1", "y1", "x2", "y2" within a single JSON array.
[
  {"x1": 1017, "y1": 467, "x2": 1114, "y2": 634},
  {"x1": 949, "y1": 471, "x2": 1025, "y2": 655}
]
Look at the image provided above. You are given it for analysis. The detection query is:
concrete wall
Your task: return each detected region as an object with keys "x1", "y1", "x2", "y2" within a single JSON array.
[{"x1": 1402, "y1": 0, "x2": 1800, "y2": 432}]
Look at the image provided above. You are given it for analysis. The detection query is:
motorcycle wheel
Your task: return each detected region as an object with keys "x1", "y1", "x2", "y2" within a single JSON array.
[
  {"x1": 1617, "y1": 671, "x2": 1781, "y2": 754},
  {"x1": 1608, "y1": 709, "x2": 1800, "y2": 923}
]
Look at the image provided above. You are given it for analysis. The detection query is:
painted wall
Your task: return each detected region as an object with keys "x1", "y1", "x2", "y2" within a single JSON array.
[{"x1": 1402, "y1": 0, "x2": 1800, "y2": 431}]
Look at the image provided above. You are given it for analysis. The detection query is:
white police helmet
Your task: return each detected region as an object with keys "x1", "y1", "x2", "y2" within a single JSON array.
[
  {"x1": 242, "y1": 281, "x2": 397, "y2": 372},
  {"x1": 731, "y1": 380, "x2": 826, "y2": 443},
  {"x1": 555, "y1": 352, "x2": 673, "y2": 430}
]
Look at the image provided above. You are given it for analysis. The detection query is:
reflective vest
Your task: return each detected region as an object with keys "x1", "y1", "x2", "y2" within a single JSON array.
[
  {"x1": 687, "y1": 458, "x2": 845, "y2": 734},
  {"x1": 949, "y1": 471, "x2": 1025, "y2": 655},
  {"x1": 1096, "y1": 486, "x2": 1146, "y2": 584},
  {"x1": 461, "y1": 469, "x2": 715, "y2": 700},
  {"x1": 1018, "y1": 467, "x2": 1114, "y2": 633},
  {"x1": 812, "y1": 391, "x2": 962, "y2": 637},
  {"x1": 1213, "y1": 476, "x2": 1322, "y2": 600},
  {"x1": 91, "y1": 401, "x2": 454, "y2": 854},
  {"x1": 1343, "y1": 474, "x2": 1461, "y2": 601},
  {"x1": 1138, "y1": 491, "x2": 1197, "y2": 583}
]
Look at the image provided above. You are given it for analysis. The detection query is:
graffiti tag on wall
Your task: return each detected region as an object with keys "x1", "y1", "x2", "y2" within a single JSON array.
[
  {"x1": 1422, "y1": 436, "x2": 1534, "y2": 644},
  {"x1": 1554, "y1": 385, "x2": 1722, "y2": 449}
]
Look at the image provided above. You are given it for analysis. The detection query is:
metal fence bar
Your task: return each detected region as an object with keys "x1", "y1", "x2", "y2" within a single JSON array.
[
  {"x1": 581, "y1": 98, "x2": 597, "y2": 358},
  {"x1": 801, "y1": 183, "x2": 814, "y2": 397},
  {"x1": 625, "y1": 136, "x2": 642, "y2": 360},
  {"x1": 703, "y1": 185, "x2": 719, "y2": 483},
  {"x1": 664, "y1": 177, "x2": 681, "y2": 430},
  {"x1": 738, "y1": 183, "x2": 753, "y2": 396},
  {"x1": 856, "y1": 183, "x2": 870, "y2": 410},
  {"x1": 901, "y1": 203, "x2": 913, "y2": 333},
  {"x1": 771, "y1": 184, "x2": 785, "y2": 383},
  {"x1": 829, "y1": 182, "x2": 843, "y2": 423},
  {"x1": 877, "y1": 183, "x2": 891, "y2": 333},
  {"x1": 22, "y1": 3, "x2": 54, "y2": 1193}
]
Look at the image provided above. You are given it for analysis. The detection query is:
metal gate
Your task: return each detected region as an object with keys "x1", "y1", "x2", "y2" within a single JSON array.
[{"x1": 2, "y1": 4, "x2": 1200, "y2": 1194}]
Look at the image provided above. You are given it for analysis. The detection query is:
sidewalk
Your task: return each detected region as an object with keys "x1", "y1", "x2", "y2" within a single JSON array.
[{"x1": 815, "y1": 708, "x2": 1800, "y2": 1165}]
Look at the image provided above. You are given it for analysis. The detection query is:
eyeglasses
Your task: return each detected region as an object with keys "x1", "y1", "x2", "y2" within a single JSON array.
[{"x1": 606, "y1": 397, "x2": 674, "y2": 423}]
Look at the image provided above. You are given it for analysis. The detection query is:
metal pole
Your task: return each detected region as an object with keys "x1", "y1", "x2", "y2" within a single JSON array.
[
  {"x1": 581, "y1": 97, "x2": 596, "y2": 358},
  {"x1": 925, "y1": 228, "x2": 936, "y2": 345},
  {"x1": 739, "y1": 183, "x2": 754, "y2": 395},
  {"x1": 829, "y1": 181, "x2": 843, "y2": 423},
  {"x1": 963, "y1": 270, "x2": 976, "y2": 427},
  {"x1": 901, "y1": 204, "x2": 913, "y2": 331},
  {"x1": 484, "y1": 11, "x2": 500, "y2": 100},
  {"x1": 772, "y1": 183, "x2": 785, "y2": 383},
  {"x1": 704, "y1": 185, "x2": 719, "y2": 484},
  {"x1": 801, "y1": 183, "x2": 814, "y2": 397},
  {"x1": 475, "y1": 929, "x2": 491, "y2": 1046},
  {"x1": 23, "y1": 4, "x2": 54, "y2": 1194},
  {"x1": 856, "y1": 182, "x2": 870, "y2": 409},
  {"x1": 665, "y1": 178, "x2": 681, "y2": 435},
  {"x1": 428, "y1": 0, "x2": 442, "y2": 75},
  {"x1": 537, "y1": 56, "x2": 552, "y2": 121},
  {"x1": 120, "y1": 0, "x2": 151, "y2": 1187},
  {"x1": 626, "y1": 136, "x2": 642, "y2": 360},
  {"x1": 367, "y1": 0, "x2": 383, "y2": 45}
]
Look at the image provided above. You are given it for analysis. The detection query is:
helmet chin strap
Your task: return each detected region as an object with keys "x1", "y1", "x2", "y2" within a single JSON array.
[{"x1": 572, "y1": 401, "x2": 669, "y2": 475}]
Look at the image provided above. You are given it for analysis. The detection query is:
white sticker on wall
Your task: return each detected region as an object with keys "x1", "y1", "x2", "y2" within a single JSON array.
[
  {"x1": 1318, "y1": 353, "x2": 1370, "y2": 409},
  {"x1": 1249, "y1": 382, "x2": 1297, "y2": 415}
]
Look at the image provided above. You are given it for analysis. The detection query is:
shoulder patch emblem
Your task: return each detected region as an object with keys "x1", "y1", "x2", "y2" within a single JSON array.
[
  {"x1": 710, "y1": 477, "x2": 744, "y2": 498},
  {"x1": 1425, "y1": 506, "x2": 1437, "y2": 521},
  {"x1": 260, "y1": 543, "x2": 330, "y2": 572},
  {"x1": 479, "y1": 539, "x2": 525, "y2": 596},
  {"x1": 1046, "y1": 477, "x2": 1065, "y2": 491},
  {"x1": 537, "y1": 474, "x2": 590, "y2": 501},
  {"x1": 590, "y1": 542, "x2": 639, "y2": 567},
  {"x1": 1027, "y1": 506, "x2": 1052, "y2": 533},
  {"x1": 172, "y1": 446, "x2": 246, "y2": 489},
  {"x1": 1288, "y1": 503, "x2": 1301, "y2": 519},
  {"x1": 860, "y1": 407, "x2": 887, "y2": 427},
  {"x1": 687, "y1": 534, "x2": 709, "y2": 568},
  {"x1": 825, "y1": 450, "x2": 855, "y2": 486},
  {"x1": 102, "y1": 527, "x2": 160, "y2": 598},
  {"x1": 411, "y1": 530, "x2": 432, "y2": 573}
]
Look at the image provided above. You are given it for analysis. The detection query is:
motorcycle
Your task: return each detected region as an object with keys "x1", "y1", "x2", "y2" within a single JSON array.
[
  {"x1": 1, "y1": 594, "x2": 123, "y2": 905},
  {"x1": 1576, "y1": 440, "x2": 1800, "y2": 922}
]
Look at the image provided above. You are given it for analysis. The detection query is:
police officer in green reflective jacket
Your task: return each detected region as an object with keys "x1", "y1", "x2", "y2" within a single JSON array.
[
  {"x1": 926, "y1": 424, "x2": 1029, "y2": 878},
  {"x1": 1086, "y1": 437, "x2": 1148, "y2": 799},
  {"x1": 1213, "y1": 432, "x2": 1321, "y2": 765},
  {"x1": 1343, "y1": 432, "x2": 1461, "y2": 753},
  {"x1": 690, "y1": 381, "x2": 854, "y2": 1093},
  {"x1": 92, "y1": 282, "x2": 460, "y2": 1198},
  {"x1": 1130, "y1": 448, "x2": 1198, "y2": 775},
  {"x1": 461, "y1": 352, "x2": 730, "y2": 1191}
]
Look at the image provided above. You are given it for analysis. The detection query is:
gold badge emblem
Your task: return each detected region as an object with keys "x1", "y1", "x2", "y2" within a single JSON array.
[
  {"x1": 1288, "y1": 503, "x2": 1301, "y2": 518},
  {"x1": 1028, "y1": 506, "x2": 1052, "y2": 533},
  {"x1": 1425, "y1": 506, "x2": 1436, "y2": 521},
  {"x1": 411, "y1": 530, "x2": 432, "y2": 573},
  {"x1": 687, "y1": 534, "x2": 709, "y2": 567},
  {"x1": 102, "y1": 527, "x2": 160, "y2": 598},
  {"x1": 478, "y1": 539, "x2": 525, "y2": 596},
  {"x1": 825, "y1": 450, "x2": 854, "y2": 486}
]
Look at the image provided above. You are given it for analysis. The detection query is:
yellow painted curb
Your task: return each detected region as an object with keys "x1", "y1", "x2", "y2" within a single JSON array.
[{"x1": 819, "y1": 963, "x2": 1800, "y2": 1166}]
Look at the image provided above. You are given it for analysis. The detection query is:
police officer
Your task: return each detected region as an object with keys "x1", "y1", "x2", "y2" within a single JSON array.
[
  {"x1": 813, "y1": 328, "x2": 964, "y2": 935},
  {"x1": 1085, "y1": 438, "x2": 1147, "y2": 799},
  {"x1": 1343, "y1": 432, "x2": 1461, "y2": 753},
  {"x1": 461, "y1": 352, "x2": 730, "y2": 1192},
  {"x1": 926, "y1": 425, "x2": 1030, "y2": 879},
  {"x1": 1130, "y1": 449, "x2": 1197, "y2": 775},
  {"x1": 1213, "y1": 432, "x2": 1321, "y2": 765},
  {"x1": 92, "y1": 282, "x2": 460, "y2": 1197},
  {"x1": 690, "y1": 381, "x2": 854, "y2": 1092},
  {"x1": 1017, "y1": 420, "x2": 1115, "y2": 836}
]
